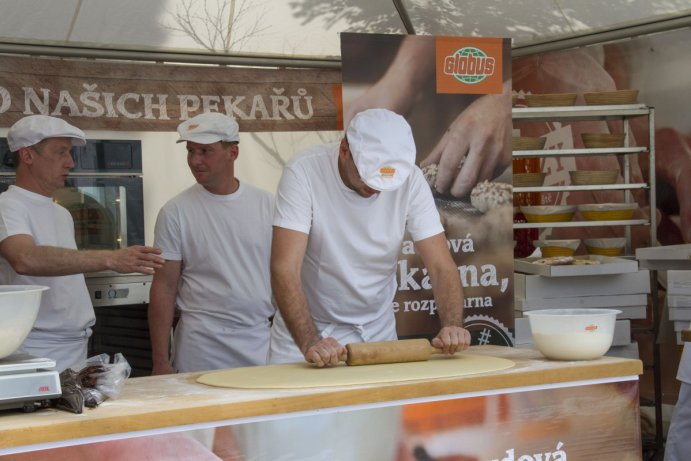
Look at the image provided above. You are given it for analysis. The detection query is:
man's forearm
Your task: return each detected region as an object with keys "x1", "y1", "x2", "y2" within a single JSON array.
[
  {"x1": 272, "y1": 271, "x2": 320, "y2": 354},
  {"x1": 432, "y1": 266, "x2": 464, "y2": 328},
  {"x1": 12, "y1": 245, "x2": 113, "y2": 276},
  {"x1": 148, "y1": 291, "x2": 176, "y2": 366}
]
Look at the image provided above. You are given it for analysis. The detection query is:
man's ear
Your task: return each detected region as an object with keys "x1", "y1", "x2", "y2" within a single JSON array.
[
  {"x1": 17, "y1": 147, "x2": 33, "y2": 165},
  {"x1": 229, "y1": 144, "x2": 239, "y2": 160}
]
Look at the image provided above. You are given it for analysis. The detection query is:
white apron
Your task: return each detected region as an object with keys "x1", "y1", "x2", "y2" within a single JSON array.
[
  {"x1": 20, "y1": 328, "x2": 91, "y2": 372},
  {"x1": 173, "y1": 311, "x2": 271, "y2": 373}
]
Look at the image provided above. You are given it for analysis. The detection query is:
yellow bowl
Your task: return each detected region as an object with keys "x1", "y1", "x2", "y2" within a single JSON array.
[
  {"x1": 583, "y1": 89, "x2": 639, "y2": 105},
  {"x1": 583, "y1": 238, "x2": 626, "y2": 256},
  {"x1": 521, "y1": 205, "x2": 576, "y2": 223},
  {"x1": 581, "y1": 133, "x2": 626, "y2": 148},
  {"x1": 512, "y1": 136, "x2": 546, "y2": 151},
  {"x1": 578, "y1": 203, "x2": 636, "y2": 221},
  {"x1": 525, "y1": 92, "x2": 577, "y2": 107},
  {"x1": 534, "y1": 239, "x2": 580, "y2": 257}
]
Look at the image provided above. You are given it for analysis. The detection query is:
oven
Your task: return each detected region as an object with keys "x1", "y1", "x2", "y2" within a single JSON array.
[{"x1": 1, "y1": 138, "x2": 154, "y2": 377}]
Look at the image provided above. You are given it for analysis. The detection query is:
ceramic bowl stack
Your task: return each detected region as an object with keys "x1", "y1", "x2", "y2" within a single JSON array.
[
  {"x1": 520, "y1": 205, "x2": 576, "y2": 223},
  {"x1": 578, "y1": 203, "x2": 636, "y2": 221},
  {"x1": 533, "y1": 239, "x2": 580, "y2": 257},
  {"x1": 583, "y1": 237, "x2": 627, "y2": 256}
]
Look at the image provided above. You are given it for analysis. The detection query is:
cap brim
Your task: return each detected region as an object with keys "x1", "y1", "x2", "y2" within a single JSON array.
[{"x1": 176, "y1": 134, "x2": 223, "y2": 144}]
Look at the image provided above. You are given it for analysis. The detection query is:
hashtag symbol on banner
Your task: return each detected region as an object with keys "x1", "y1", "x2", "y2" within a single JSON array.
[{"x1": 478, "y1": 329, "x2": 492, "y2": 345}]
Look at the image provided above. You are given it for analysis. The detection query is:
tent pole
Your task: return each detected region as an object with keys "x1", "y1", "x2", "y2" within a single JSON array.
[
  {"x1": 392, "y1": 0, "x2": 416, "y2": 35},
  {"x1": 514, "y1": 13, "x2": 691, "y2": 56}
]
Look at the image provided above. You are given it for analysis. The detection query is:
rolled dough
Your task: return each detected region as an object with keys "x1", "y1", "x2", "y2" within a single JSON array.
[{"x1": 197, "y1": 353, "x2": 514, "y2": 389}]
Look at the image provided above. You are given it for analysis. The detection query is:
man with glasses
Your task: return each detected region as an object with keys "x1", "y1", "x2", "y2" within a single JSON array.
[{"x1": 0, "y1": 115, "x2": 164, "y2": 372}]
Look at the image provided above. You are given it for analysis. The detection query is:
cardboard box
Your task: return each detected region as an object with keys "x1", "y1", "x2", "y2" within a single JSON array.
[
  {"x1": 514, "y1": 255, "x2": 638, "y2": 277},
  {"x1": 613, "y1": 319, "x2": 631, "y2": 346},
  {"x1": 606, "y1": 342, "x2": 639, "y2": 359},
  {"x1": 673, "y1": 321, "x2": 691, "y2": 332},
  {"x1": 514, "y1": 270, "x2": 650, "y2": 299},
  {"x1": 669, "y1": 307, "x2": 691, "y2": 321},
  {"x1": 615, "y1": 306, "x2": 647, "y2": 320},
  {"x1": 636, "y1": 244, "x2": 691, "y2": 261},
  {"x1": 515, "y1": 293, "x2": 647, "y2": 311},
  {"x1": 668, "y1": 294, "x2": 691, "y2": 308},
  {"x1": 514, "y1": 317, "x2": 532, "y2": 345},
  {"x1": 667, "y1": 271, "x2": 691, "y2": 295}
]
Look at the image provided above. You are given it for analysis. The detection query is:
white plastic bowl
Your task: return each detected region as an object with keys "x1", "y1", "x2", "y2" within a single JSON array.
[
  {"x1": 0, "y1": 286, "x2": 49, "y2": 359},
  {"x1": 524, "y1": 308, "x2": 620, "y2": 360}
]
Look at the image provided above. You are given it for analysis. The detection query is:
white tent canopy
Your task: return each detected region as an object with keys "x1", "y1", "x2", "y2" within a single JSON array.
[{"x1": 1, "y1": 0, "x2": 691, "y2": 65}]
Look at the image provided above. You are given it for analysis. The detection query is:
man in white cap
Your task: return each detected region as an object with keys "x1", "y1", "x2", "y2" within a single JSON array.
[
  {"x1": 0, "y1": 115, "x2": 165, "y2": 372},
  {"x1": 234, "y1": 108, "x2": 468, "y2": 460},
  {"x1": 270, "y1": 107, "x2": 469, "y2": 366},
  {"x1": 149, "y1": 112, "x2": 275, "y2": 375}
]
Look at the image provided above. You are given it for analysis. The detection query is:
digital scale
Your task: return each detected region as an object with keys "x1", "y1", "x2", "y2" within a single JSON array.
[{"x1": 0, "y1": 353, "x2": 61, "y2": 412}]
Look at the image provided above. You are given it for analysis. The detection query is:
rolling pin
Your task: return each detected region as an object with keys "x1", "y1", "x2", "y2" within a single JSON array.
[{"x1": 345, "y1": 338, "x2": 445, "y2": 366}]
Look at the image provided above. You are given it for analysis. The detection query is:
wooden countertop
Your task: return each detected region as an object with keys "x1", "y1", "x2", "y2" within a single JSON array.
[{"x1": 0, "y1": 345, "x2": 642, "y2": 452}]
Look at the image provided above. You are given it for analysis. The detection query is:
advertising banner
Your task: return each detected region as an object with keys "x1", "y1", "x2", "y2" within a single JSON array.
[
  {"x1": 341, "y1": 33, "x2": 515, "y2": 345},
  {"x1": 0, "y1": 56, "x2": 340, "y2": 132}
]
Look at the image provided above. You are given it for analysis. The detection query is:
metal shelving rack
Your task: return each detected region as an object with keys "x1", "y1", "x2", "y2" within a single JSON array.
[
  {"x1": 512, "y1": 103, "x2": 662, "y2": 453},
  {"x1": 511, "y1": 103, "x2": 656, "y2": 254}
]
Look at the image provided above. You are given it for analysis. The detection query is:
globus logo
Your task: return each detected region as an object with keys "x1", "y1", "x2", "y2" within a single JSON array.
[{"x1": 443, "y1": 46, "x2": 496, "y2": 85}]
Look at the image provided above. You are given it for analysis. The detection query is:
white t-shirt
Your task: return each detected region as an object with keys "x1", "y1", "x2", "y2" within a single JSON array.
[
  {"x1": 154, "y1": 182, "x2": 275, "y2": 369},
  {"x1": 0, "y1": 186, "x2": 94, "y2": 365},
  {"x1": 273, "y1": 142, "x2": 444, "y2": 328}
]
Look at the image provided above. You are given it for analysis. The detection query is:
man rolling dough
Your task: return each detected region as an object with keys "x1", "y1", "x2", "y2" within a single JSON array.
[
  {"x1": 270, "y1": 108, "x2": 469, "y2": 365},
  {"x1": 233, "y1": 109, "x2": 469, "y2": 461}
]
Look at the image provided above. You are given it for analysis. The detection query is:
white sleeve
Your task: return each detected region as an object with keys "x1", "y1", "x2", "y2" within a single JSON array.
[
  {"x1": 405, "y1": 168, "x2": 444, "y2": 242},
  {"x1": 0, "y1": 197, "x2": 31, "y2": 241},
  {"x1": 153, "y1": 203, "x2": 183, "y2": 261},
  {"x1": 273, "y1": 164, "x2": 312, "y2": 235}
]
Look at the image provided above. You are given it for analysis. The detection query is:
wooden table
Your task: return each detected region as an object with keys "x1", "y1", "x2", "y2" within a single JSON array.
[{"x1": 0, "y1": 346, "x2": 644, "y2": 459}]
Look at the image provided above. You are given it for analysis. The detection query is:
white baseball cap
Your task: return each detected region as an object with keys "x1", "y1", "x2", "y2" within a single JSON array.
[
  {"x1": 176, "y1": 112, "x2": 240, "y2": 144},
  {"x1": 346, "y1": 108, "x2": 416, "y2": 191},
  {"x1": 7, "y1": 115, "x2": 86, "y2": 152}
]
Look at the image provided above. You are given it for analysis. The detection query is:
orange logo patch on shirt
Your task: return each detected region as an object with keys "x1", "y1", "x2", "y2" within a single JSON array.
[{"x1": 380, "y1": 166, "x2": 396, "y2": 178}]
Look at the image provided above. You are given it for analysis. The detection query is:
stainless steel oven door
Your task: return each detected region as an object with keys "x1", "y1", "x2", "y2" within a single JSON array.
[
  {"x1": 0, "y1": 174, "x2": 144, "y2": 250},
  {"x1": 56, "y1": 175, "x2": 144, "y2": 249}
]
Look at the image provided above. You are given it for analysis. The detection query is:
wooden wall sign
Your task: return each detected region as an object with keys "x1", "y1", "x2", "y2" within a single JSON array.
[{"x1": 0, "y1": 55, "x2": 341, "y2": 132}]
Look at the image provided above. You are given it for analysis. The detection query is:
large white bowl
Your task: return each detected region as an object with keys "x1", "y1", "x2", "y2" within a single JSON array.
[
  {"x1": 0, "y1": 286, "x2": 49, "y2": 359},
  {"x1": 524, "y1": 308, "x2": 620, "y2": 360}
]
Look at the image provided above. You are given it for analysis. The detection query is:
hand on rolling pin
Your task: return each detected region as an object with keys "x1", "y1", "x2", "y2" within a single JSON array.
[
  {"x1": 432, "y1": 325, "x2": 471, "y2": 355},
  {"x1": 304, "y1": 337, "x2": 348, "y2": 368}
]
